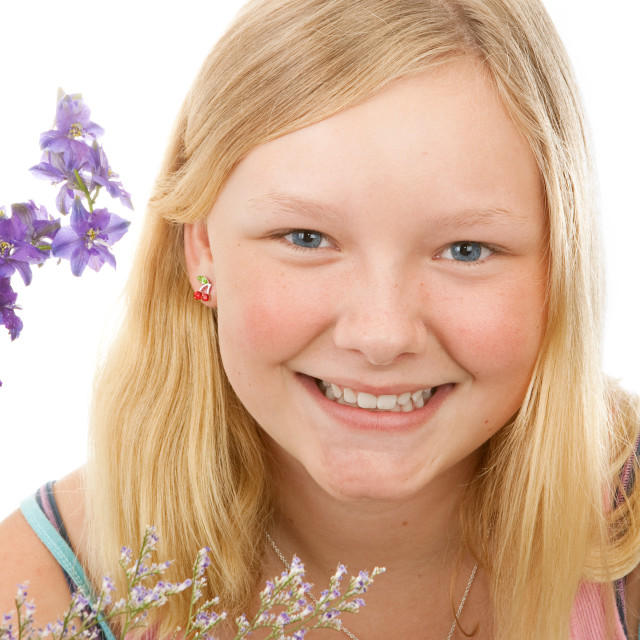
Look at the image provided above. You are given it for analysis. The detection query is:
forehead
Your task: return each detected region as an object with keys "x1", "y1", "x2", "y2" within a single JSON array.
[{"x1": 214, "y1": 58, "x2": 543, "y2": 228}]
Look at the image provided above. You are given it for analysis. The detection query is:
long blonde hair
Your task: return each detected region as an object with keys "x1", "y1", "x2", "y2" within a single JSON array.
[{"x1": 87, "y1": 1, "x2": 640, "y2": 637}]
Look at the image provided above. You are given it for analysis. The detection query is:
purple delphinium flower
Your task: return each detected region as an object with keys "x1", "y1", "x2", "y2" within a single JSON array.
[
  {"x1": 51, "y1": 199, "x2": 129, "y2": 276},
  {"x1": 30, "y1": 148, "x2": 92, "y2": 214},
  {"x1": 10, "y1": 201, "x2": 60, "y2": 255},
  {"x1": 88, "y1": 145, "x2": 133, "y2": 210},
  {"x1": 0, "y1": 208, "x2": 48, "y2": 285},
  {"x1": 2, "y1": 92, "x2": 134, "y2": 388},
  {"x1": 0, "y1": 277, "x2": 23, "y2": 341},
  {"x1": 39, "y1": 94, "x2": 104, "y2": 156}
]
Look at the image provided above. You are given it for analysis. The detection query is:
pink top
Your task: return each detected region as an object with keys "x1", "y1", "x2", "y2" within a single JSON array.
[
  {"x1": 570, "y1": 581, "x2": 627, "y2": 639},
  {"x1": 570, "y1": 432, "x2": 638, "y2": 638},
  {"x1": 28, "y1": 431, "x2": 640, "y2": 640}
]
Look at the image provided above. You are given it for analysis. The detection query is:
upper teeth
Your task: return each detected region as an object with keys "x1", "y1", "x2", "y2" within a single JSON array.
[{"x1": 320, "y1": 380, "x2": 435, "y2": 412}]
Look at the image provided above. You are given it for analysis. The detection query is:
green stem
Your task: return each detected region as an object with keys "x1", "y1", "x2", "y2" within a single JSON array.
[
  {"x1": 15, "y1": 599, "x2": 25, "y2": 640},
  {"x1": 183, "y1": 563, "x2": 200, "y2": 640},
  {"x1": 237, "y1": 576, "x2": 293, "y2": 639},
  {"x1": 73, "y1": 170, "x2": 93, "y2": 213},
  {"x1": 55, "y1": 600, "x2": 76, "y2": 640}
]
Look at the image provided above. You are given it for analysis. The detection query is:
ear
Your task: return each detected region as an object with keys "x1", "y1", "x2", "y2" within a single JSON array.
[{"x1": 184, "y1": 221, "x2": 217, "y2": 307}]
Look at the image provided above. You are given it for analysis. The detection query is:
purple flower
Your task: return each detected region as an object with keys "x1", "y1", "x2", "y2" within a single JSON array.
[
  {"x1": 88, "y1": 145, "x2": 133, "y2": 210},
  {"x1": 194, "y1": 548, "x2": 211, "y2": 578},
  {"x1": 30, "y1": 148, "x2": 91, "y2": 214},
  {"x1": 354, "y1": 570, "x2": 370, "y2": 591},
  {"x1": 0, "y1": 277, "x2": 22, "y2": 341},
  {"x1": 101, "y1": 576, "x2": 116, "y2": 593},
  {"x1": 320, "y1": 610, "x2": 340, "y2": 621},
  {"x1": 39, "y1": 94, "x2": 104, "y2": 156},
  {"x1": 0, "y1": 208, "x2": 48, "y2": 285},
  {"x1": 276, "y1": 612, "x2": 291, "y2": 627},
  {"x1": 120, "y1": 546, "x2": 133, "y2": 564},
  {"x1": 10, "y1": 201, "x2": 60, "y2": 254},
  {"x1": 51, "y1": 199, "x2": 130, "y2": 276},
  {"x1": 15, "y1": 585, "x2": 28, "y2": 606},
  {"x1": 69, "y1": 593, "x2": 91, "y2": 617}
]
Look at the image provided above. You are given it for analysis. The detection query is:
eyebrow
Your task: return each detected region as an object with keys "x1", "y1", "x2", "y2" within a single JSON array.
[
  {"x1": 246, "y1": 191, "x2": 530, "y2": 229},
  {"x1": 431, "y1": 207, "x2": 531, "y2": 231},
  {"x1": 246, "y1": 191, "x2": 345, "y2": 223}
]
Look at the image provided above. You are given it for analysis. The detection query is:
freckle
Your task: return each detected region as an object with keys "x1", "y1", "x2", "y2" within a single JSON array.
[{"x1": 402, "y1": 521, "x2": 408, "y2": 526}]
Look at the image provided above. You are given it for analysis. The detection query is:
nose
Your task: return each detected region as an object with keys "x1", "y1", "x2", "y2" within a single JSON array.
[{"x1": 332, "y1": 269, "x2": 428, "y2": 366}]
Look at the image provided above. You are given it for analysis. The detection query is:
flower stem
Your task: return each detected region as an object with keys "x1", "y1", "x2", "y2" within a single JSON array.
[
  {"x1": 73, "y1": 170, "x2": 93, "y2": 213},
  {"x1": 182, "y1": 563, "x2": 200, "y2": 640}
]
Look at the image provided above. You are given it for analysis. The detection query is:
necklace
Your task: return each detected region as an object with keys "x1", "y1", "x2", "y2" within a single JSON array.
[{"x1": 266, "y1": 533, "x2": 478, "y2": 640}]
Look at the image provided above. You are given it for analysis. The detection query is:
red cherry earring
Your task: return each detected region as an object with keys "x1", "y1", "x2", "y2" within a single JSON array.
[{"x1": 194, "y1": 275, "x2": 212, "y2": 302}]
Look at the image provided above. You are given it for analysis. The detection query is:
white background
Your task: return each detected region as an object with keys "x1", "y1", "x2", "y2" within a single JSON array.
[{"x1": 1, "y1": 1, "x2": 638, "y2": 520}]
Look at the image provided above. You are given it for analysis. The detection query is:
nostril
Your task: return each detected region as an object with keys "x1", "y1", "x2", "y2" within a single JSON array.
[{"x1": 333, "y1": 311, "x2": 428, "y2": 365}]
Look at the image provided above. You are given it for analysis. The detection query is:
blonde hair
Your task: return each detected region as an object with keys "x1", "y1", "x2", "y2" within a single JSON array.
[{"x1": 87, "y1": 1, "x2": 640, "y2": 638}]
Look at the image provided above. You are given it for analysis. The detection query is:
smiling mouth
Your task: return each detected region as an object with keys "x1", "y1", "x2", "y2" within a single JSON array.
[{"x1": 315, "y1": 378, "x2": 439, "y2": 413}]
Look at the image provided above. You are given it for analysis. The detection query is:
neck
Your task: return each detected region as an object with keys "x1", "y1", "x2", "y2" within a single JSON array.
[
  {"x1": 268, "y1": 447, "x2": 478, "y2": 579},
  {"x1": 260, "y1": 448, "x2": 491, "y2": 640}
]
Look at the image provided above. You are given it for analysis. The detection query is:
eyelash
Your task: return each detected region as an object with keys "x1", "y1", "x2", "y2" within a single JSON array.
[
  {"x1": 277, "y1": 230, "x2": 333, "y2": 252},
  {"x1": 437, "y1": 241, "x2": 496, "y2": 265},
  {"x1": 276, "y1": 230, "x2": 497, "y2": 264}
]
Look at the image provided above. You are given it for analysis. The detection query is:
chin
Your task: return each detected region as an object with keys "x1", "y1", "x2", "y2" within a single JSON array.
[{"x1": 311, "y1": 460, "x2": 435, "y2": 503}]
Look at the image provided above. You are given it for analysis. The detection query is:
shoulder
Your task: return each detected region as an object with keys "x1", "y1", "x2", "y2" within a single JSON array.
[{"x1": 0, "y1": 468, "x2": 87, "y2": 629}]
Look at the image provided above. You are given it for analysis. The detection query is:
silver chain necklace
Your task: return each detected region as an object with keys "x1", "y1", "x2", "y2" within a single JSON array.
[{"x1": 266, "y1": 533, "x2": 478, "y2": 640}]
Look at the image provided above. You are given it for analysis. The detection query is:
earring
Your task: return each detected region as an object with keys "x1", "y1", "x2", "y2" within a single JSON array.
[{"x1": 193, "y1": 275, "x2": 212, "y2": 302}]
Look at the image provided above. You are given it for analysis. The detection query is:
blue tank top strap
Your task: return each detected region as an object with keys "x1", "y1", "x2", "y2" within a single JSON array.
[
  {"x1": 40, "y1": 480, "x2": 72, "y2": 545},
  {"x1": 20, "y1": 489, "x2": 117, "y2": 640},
  {"x1": 33, "y1": 482, "x2": 75, "y2": 592}
]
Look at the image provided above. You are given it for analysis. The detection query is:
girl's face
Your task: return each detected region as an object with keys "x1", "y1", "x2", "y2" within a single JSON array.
[{"x1": 190, "y1": 59, "x2": 547, "y2": 502}]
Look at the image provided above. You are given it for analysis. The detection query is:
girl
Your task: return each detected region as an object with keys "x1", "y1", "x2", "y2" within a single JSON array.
[{"x1": 2, "y1": 1, "x2": 639, "y2": 638}]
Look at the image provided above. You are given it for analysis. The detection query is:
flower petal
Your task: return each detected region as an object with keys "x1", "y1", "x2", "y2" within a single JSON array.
[
  {"x1": 1, "y1": 306, "x2": 23, "y2": 341},
  {"x1": 104, "y1": 213, "x2": 131, "y2": 244},
  {"x1": 89, "y1": 208, "x2": 111, "y2": 232},
  {"x1": 0, "y1": 263, "x2": 16, "y2": 278},
  {"x1": 70, "y1": 245, "x2": 90, "y2": 277},
  {"x1": 51, "y1": 226, "x2": 81, "y2": 259},
  {"x1": 70, "y1": 199, "x2": 91, "y2": 234},
  {"x1": 11, "y1": 243, "x2": 47, "y2": 265},
  {"x1": 0, "y1": 278, "x2": 18, "y2": 306},
  {"x1": 93, "y1": 244, "x2": 116, "y2": 270},
  {"x1": 12, "y1": 259, "x2": 33, "y2": 286},
  {"x1": 29, "y1": 161, "x2": 66, "y2": 182}
]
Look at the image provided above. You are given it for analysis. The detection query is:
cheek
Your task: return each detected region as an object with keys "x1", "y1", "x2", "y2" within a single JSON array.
[
  {"x1": 430, "y1": 275, "x2": 546, "y2": 379},
  {"x1": 215, "y1": 260, "x2": 335, "y2": 370}
]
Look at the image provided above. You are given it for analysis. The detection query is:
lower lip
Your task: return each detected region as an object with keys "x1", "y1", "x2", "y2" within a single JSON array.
[{"x1": 297, "y1": 374, "x2": 454, "y2": 433}]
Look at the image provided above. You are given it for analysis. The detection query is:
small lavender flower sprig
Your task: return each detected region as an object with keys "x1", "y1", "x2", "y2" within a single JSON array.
[
  {"x1": 0, "y1": 528, "x2": 192, "y2": 640},
  {"x1": 1, "y1": 92, "x2": 133, "y2": 386},
  {"x1": 237, "y1": 557, "x2": 384, "y2": 640},
  {"x1": 0, "y1": 527, "x2": 384, "y2": 640},
  {"x1": 109, "y1": 526, "x2": 193, "y2": 638}
]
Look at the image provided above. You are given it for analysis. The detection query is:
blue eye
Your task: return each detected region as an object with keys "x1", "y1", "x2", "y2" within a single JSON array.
[
  {"x1": 441, "y1": 242, "x2": 493, "y2": 262},
  {"x1": 286, "y1": 230, "x2": 327, "y2": 249}
]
